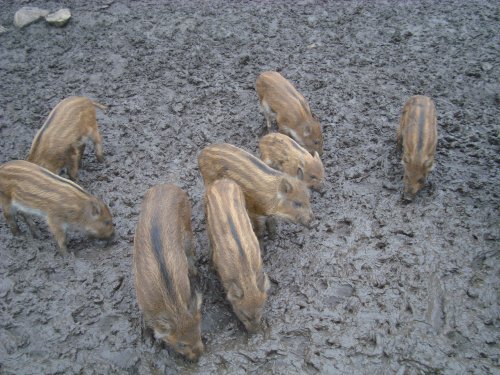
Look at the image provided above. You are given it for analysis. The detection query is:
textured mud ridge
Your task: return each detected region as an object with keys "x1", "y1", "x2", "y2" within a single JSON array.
[{"x1": 0, "y1": 1, "x2": 498, "y2": 374}]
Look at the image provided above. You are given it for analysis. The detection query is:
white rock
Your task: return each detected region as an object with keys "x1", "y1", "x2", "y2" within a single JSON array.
[
  {"x1": 45, "y1": 8, "x2": 72, "y2": 27},
  {"x1": 481, "y1": 62, "x2": 493, "y2": 72},
  {"x1": 0, "y1": 25, "x2": 7, "y2": 35},
  {"x1": 14, "y1": 7, "x2": 49, "y2": 28}
]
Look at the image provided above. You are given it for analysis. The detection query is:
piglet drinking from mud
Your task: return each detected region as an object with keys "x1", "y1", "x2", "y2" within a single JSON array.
[
  {"x1": 205, "y1": 179, "x2": 270, "y2": 333},
  {"x1": 133, "y1": 184, "x2": 203, "y2": 361},
  {"x1": 259, "y1": 132, "x2": 325, "y2": 191},
  {"x1": 0, "y1": 160, "x2": 114, "y2": 255},
  {"x1": 256, "y1": 71, "x2": 324, "y2": 156},
  {"x1": 198, "y1": 143, "x2": 313, "y2": 237},
  {"x1": 27, "y1": 96, "x2": 107, "y2": 181},
  {"x1": 397, "y1": 95, "x2": 438, "y2": 200}
]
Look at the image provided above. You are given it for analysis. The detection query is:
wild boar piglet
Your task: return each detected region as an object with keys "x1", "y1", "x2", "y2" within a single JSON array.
[
  {"x1": 205, "y1": 179, "x2": 269, "y2": 333},
  {"x1": 259, "y1": 132, "x2": 325, "y2": 191},
  {"x1": 256, "y1": 71, "x2": 323, "y2": 156},
  {"x1": 397, "y1": 95, "x2": 438, "y2": 200},
  {"x1": 133, "y1": 184, "x2": 203, "y2": 361},
  {"x1": 27, "y1": 96, "x2": 107, "y2": 181},
  {"x1": 0, "y1": 160, "x2": 113, "y2": 255},
  {"x1": 198, "y1": 143, "x2": 313, "y2": 237}
]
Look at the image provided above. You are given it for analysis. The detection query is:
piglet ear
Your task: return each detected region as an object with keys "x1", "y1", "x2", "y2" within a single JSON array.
[
  {"x1": 303, "y1": 124, "x2": 311, "y2": 137},
  {"x1": 189, "y1": 292, "x2": 202, "y2": 314},
  {"x1": 297, "y1": 167, "x2": 304, "y2": 181},
  {"x1": 257, "y1": 271, "x2": 270, "y2": 293},
  {"x1": 424, "y1": 159, "x2": 435, "y2": 170},
  {"x1": 227, "y1": 282, "x2": 243, "y2": 301},
  {"x1": 279, "y1": 178, "x2": 293, "y2": 194},
  {"x1": 154, "y1": 317, "x2": 172, "y2": 338},
  {"x1": 89, "y1": 200, "x2": 102, "y2": 217}
]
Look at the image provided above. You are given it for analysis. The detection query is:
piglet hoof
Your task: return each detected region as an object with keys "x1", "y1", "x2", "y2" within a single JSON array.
[
  {"x1": 57, "y1": 247, "x2": 68, "y2": 257},
  {"x1": 188, "y1": 264, "x2": 199, "y2": 278},
  {"x1": 10, "y1": 226, "x2": 21, "y2": 236},
  {"x1": 259, "y1": 240, "x2": 268, "y2": 254},
  {"x1": 266, "y1": 218, "x2": 277, "y2": 240},
  {"x1": 96, "y1": 154, "x2": 105, "y2": 163},
  {"x1": 30, "y1": 229, "x2": 42, "y2": 239}
]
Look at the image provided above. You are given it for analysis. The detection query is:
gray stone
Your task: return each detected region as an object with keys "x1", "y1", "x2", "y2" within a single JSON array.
[
  {"x1": 45, "y1": 8, "x2": 72, "y2": 27},
  {"x1": 0, "y1": 25, "x2": 7, "y2": 35},
  {"x1": 14, "y1": 7, "x2": 49, "y2": 28}
]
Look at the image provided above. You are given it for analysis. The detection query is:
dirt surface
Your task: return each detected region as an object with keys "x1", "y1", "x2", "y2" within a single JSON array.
[{"x1": 0, "y1": 1, "x2": 499, "y2": 374}]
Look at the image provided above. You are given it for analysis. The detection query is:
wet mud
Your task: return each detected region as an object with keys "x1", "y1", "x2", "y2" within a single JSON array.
[{"x1": 0, "y1": 1, "x2": 498, "y2": 374}]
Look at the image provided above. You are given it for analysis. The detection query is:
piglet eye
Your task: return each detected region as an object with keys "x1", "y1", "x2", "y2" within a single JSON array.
[
  {"x1": 177, "y1": 343, "x2": 187, "y2": 350},
  {"x1": 310, "y1": 175, "x2": 317, "y2": 180},
  {"x1": 314, "y1": 140, "x2": 319, "y2": 145},
  {"x1": 104, "y1": 220, "x2": 111, "y2": 225},
  {"x1": 293, "y1": 201, "x2": 303, "y2": 208}
]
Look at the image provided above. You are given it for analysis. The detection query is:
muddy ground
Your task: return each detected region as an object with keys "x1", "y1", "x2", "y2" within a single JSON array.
[{"x1": 0, "y1": 0, "x2": 499, "y2": 374}]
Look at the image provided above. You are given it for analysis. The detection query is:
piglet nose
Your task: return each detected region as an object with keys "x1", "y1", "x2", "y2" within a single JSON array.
[
  {"x1": 245, "y1": 322, "x2": 261, "y2": 334},
  {"x1": 190, "y1": 344, "x2": 204, "y2": 361},
  {"x1": 304, "y1": 214, "x2": 314, "y2": 229},
  {"x1": 402, "y1": 192, "x2": 415, "y2": 202},
  {"x1": 312, "y1": 182, "x2": 324, "y2": 193}
]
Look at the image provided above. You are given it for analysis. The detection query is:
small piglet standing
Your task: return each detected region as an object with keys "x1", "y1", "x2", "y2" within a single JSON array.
[
  {"x1": 27, "y1": 96, "x2": 107, "y2": 181},
  {"x1": 256, "y1": 71, "x2": 324, "y2": 156},
  {"x1": 0, "y1": 160, "x2": 114, "y2": 255},
  {"x1": 205, "y1": 179, "x2": 270, "y2": 333},
  {"x1": 397, "y1": 95, "x2": 438, "y2": 200},
  {"x1": 133, "y1": 184, "x2": 203, "y2": 361},
  {"x1": 198, "y1": 143, "x2": 313, "y2": 237},
  {"x1": 259, "y1": 132, "x2": 325, "y2": 191}
]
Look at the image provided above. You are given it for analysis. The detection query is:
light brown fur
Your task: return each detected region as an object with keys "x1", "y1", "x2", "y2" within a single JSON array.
[
  {"x1": 256, "y1": 71, "x2": 324, "y2": 156},
  {"x1": 27, "y1": 96, "x2": 107, "y2": 181},
  {"x1": 205, "y1": 179, "x2": 269, "y2": 333},
  {"x1": 259, "y1": 133, "x2": 325, "y2": 191},
  {"x1": 0, "y1": 160, "x2": 114, "y2": 255},
  {"x1": 397, "y1": 95, "x2": 438, "y2": 199},
  {"x1": 198, "y1": 143, "x2": 313, "y2": 236},
  {"x1": 133, "y1": 184, "x2": 203, "y2": 361}
]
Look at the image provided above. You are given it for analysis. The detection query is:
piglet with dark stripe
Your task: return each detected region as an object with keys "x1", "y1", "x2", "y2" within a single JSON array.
[
  {"x1": 397, "y1": 95, "x2": 438, "y2": 200},
  {"x1": 256, "y1": 71, "x2": 324, "y2": 156},
  {"x1": 27, "y1": 96, "x2": 107, "y2": 181},
  {"x1": 198, "y1": 143, "x2": 313, "y2": 237},
  {"x1": 0, "y1": 160, "x2": 113, "y2": 255},
  {"x1": 133, "y1": 184, "x2": 203, "y2": 361},
  {"x1": 259, "y1": 133, "x2": 325, "y2": 191},
  {"x1": 205, "y1": 179, "x2": 269, "y2": 333}
]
